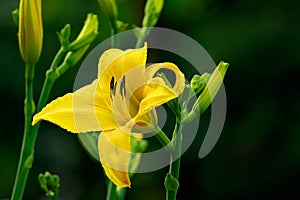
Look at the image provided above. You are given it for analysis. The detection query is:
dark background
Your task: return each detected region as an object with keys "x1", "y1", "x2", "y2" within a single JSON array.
[{"x1": 1, "y1": 0, "x2": 300, "y2": 199}]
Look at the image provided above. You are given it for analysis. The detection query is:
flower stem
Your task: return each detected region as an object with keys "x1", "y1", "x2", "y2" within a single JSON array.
[
  {"x1": 11, "y1": 64, "x2": 35, "y2": 200},
  {"x1": 106, "y1": 180, "x2": 118, "y2": 200},
  {"x1": 116, "y1": 187, "x2": 127, "y2": 200},
  {"x1": 11, "y1": 48, "x2": 67, "y2": 200},
  {"x1": 135, "y1": 35, "x2": 146, "y2": 49},
  {"x1": 135, "y1": 28, "x2": 150, "y2": 48},
  {"x1": 155, "y1": 128, "x2": 172, "y2": 152},
  {"x1": 165, "y1": 119, "x2": 182, "y2": 200}
]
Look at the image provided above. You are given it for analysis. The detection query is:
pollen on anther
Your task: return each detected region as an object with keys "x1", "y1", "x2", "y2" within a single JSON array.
[
  {"x1": 110, "y1": 76, "x2": 116, "y2": 97},
  {"x1": 120, "y1": 76, "x2": 126, "y2": 97}
]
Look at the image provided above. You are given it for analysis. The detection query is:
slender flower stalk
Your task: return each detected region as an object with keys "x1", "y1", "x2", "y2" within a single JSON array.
[
  {"x1": 11, "y1": 64, "x2": 35, "y2": 200},
  {"x1": 136, "y1": 0, "x2": 164, "y2": 48},
  {"x1": 165, "y1": 119, "x2": 182, "y2": 200}
]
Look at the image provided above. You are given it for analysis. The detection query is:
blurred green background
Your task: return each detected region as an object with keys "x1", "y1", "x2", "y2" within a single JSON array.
[{"x1": 1, "y1": 0, "x2": 300, "y2": 199}]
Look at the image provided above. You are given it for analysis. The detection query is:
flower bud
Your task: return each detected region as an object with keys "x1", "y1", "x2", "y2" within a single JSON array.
[
  {"x1": 38, "y1": 171, "x2": 60, "y2": 198},
  {"x1": 97, "y1": 0, "x2": 117, "y2": 24},
  {"x1": 142, "y1": 0, "x2": 164, "y2": 27},
  {"x1": 18, "y1": 0, "x2": 43, "y2": 65},
  {"x1": 56, "y1": 14, "x2": 99, "y2": 76},
  {"x1": 192, "y1": 61, "x2": 229, "y2": 114},
  {"x1": 57, "y1": 24, "x2": 71, "y2": 50},
  {"x1": 69, "y1": 13, "x2": 98, "y2": 50},
  {"x1": 190, "y1": 73, "x2": 211, "y2": 94}
]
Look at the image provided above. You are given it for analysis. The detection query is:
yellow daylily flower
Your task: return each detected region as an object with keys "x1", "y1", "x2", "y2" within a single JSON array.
[{"x1": 32, "y1": 44, "x2": 185, "y2": 187}]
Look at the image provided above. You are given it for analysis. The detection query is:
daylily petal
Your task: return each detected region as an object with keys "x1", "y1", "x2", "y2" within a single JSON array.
[
  {"x1": 97, "y1": 44, "x2": 147, "y2": 108},
  {"x1": 131, "y1": 82, "x2": 179, "y2": 123},
  {"x1": 109, "y1": 65, "x2": 150, "y2": 127},
  {"x1": 131, "y1": 110, "x2": 157, "y2": 134},
  {"x1": 32, "y1": 80, "x2": 117, "y2": 133},
  {"x1": 97, "y1": 48, "x2": 124, "y2": 76},
  {"x1": 145, "y1": 62, "x2": 185, "y2": 95},
  {"x1": 98, "y1": 128, "x2": 131, "y2": 187},
  {"x1": 129, "y1": 62, "x2": 185, "y2": 122}
]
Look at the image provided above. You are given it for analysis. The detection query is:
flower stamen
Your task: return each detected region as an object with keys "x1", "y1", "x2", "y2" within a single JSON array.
[
  {"x1": 120, "y1": 75, "x2": 126, "y2": 97},
  {"x1": 110, "y1": 76, "x2": 116, "y2": 98}
]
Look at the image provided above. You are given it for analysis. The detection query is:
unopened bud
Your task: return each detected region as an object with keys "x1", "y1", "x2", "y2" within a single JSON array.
[
  {"x1": 142, "y1": 0, "x2": 164, "y2": 27},
  {"x1": 57, "y1": 24, "x2": 71, "y2": 50},
  {"x1": 190, "y1": 73, "x2": 211, "y2": 94},
  {"x1": 192, "y1": 61, "x2": 229, "y2": 114},
  {"x1": 18, "y1": 0, "x2": 43, "y2": 65},
  {"x1": 69, "y1": 14, "x2": 98, "y2": 50},
  {"x1": 97, "y1": 0, "x2": 117, "y2": 24}
]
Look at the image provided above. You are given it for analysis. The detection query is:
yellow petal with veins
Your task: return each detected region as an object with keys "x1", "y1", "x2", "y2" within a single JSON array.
[
  {"x1": 32, "y1": 79, "x2": 117, "y2": 132},
  {"x1": 145, "y1": 62, "x2": 185, "y2": 95},
  {"x1": 97, "y1": 48, "x2": 124, "y2": 76},
  {"x1": 98, "y1": 128, "x2": 131, "y2": 187},
  {"x1": 133, "y1": 82, "x2": 179, "y2": 122},
  {"x1": 130, "y1": 62, "x2": 185, "y2": 123},
  {"x1": 98, "y1": 44, "x2": 147, "y2": 108}
]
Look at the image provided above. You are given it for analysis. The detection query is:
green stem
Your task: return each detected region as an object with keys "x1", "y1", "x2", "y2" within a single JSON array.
[
  {"x1": 165, "y1": 119, "x2": 182, "y2": 200},
  {"x1": 135, "y1": 36, "x2": 145, "y2": 49},
  {"x1": 36, "y1": 47, "x2": 66, "y2": 112},
  {"x1": 11, "y1": 64, "x2": 35, "y2": 200},
  {"x1": 11, "y1": 48, "x2": 66, "y2": 200},
  {"x1": 111, "y1": 27, "x2": 116, "y2": 48},
  {"x1": 106, "y1": 180, "x2": 118, "y2": 200},
  {"x1": 116, "y1": 187, "x2": 126, "y2": 200},
  {"x1": 135, "y1": 28, "x2": 151, "y2": 48},
  {"x1": 110, "y1": 20, "x2": 119, "y2": 48},
  {"x1": 155, "y1": 128, "x2": 172, "y2": 152}
]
